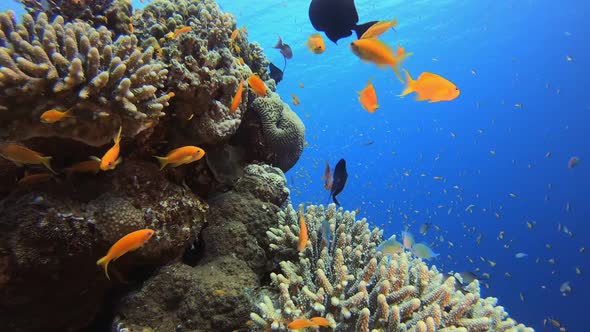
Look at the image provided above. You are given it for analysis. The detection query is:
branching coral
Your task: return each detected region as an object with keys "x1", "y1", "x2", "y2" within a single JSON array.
[
  {"x1": 0, "y1": 11, "x2": 170, "y2": 146},
  {"x1": 17, "y1": 0, "x2": 133, "y2": 35},
  {"x1": 252, "y1": 204, "x2": 533, "y2": 332}
]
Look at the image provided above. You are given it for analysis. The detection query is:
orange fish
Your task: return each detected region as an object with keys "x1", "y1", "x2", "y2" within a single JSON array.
[
  {"x1": 230, "y1": 79, "x2": 244, "y2": 114},
  {"x1": 287, "y1": 319, "x2": 316, "y2": 329},
  {"x1": 230, "y1": 28, "x2": 240, "y2": 43},
  {"x1": 93, "y1": 127, "x2": 122, "y2": 171},
  {"x1": 153, "y1": 146, "x2": 205, "y2": 170},
  {"x1": 96, "y1": 229, "x2": 155, "y2": 280},
  {"x1": 297, "y1": 210, "x2": 308, "y2": 251},
  {"x1": 247, "y1": 74, "x2": 267, "y2": 97},
  {"x1": 399, "y1": 70, "x2": 460, "y2": 102},
  {"x1": 18, "y1": 172, "x2": 53, "y2": 185},
  {"x1": 396, "y1": 43, "x2": 405, "y2": 56},
  {"x1": 309, "y1": 317, "x2": 331, "y2": 327},
  {"x1": 291, "y1": 93, "x2": 300, "y2": 106},
  {"x1": 349, "y1": 39, "x2": 412, "y2": 82},
  {"x1": 306, "y1": 33, "x2": 325, "y2": 54},
  {"x1": 360, "y1": 19, "x2": 398, "y2": 39},
  {"x1": 358, "y1": 78, "x2": 379, "y2": 113},
  {"x1": 64, "y1": 160, "x2": 101, "y2": 174},
  {"x1": 0, "y1": 143, "x2": 56, "y2": 174},
  {"x1": 166, "y1": 26, "x2": 191, "y2": 39},
  {"x1": 40, "y1": 108, "x2": 73, "y2": 124},
  {"x1": 322, "y1": 160, "x2": 333, "y2": 190}
]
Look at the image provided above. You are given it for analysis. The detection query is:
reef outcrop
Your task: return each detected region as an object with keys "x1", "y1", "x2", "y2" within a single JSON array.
[
  {"x1": 113, "y1": 164, "x2": 290, "y2": 331},
  {"x1": 0, "y1": 161, "x2": 206, "y2": 331},
  {"x1": 251, "y1": 204, "x2": 534, "y2": 332}
]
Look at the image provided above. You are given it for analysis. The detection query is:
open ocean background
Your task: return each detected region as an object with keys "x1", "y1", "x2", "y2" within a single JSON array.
[{"x1": 2, "y1": 0, "x2": 588, "y2": 331}]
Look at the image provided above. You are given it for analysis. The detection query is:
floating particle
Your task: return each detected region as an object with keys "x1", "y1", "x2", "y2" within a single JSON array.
[
  {"x1": 566, "y1": 55, "x2": 572, "y2": 62},
  {"x1": 559, "y1": 281, "x2": 572, "y2": 295},
  {"x1": 450, "y1": 131, "x2": 456, "y2": 138},
  {"x1": 433, "y1": 176, "x2": 443, "y2": 180},
  {"x1": 526, "y1": 220, "x2": 536, "y2": 229},
  {"x1": 575, "y1": 267, "x2": 582, "y2": 275},
  {"x1": 545, "y1": 152, "x2": 552, "y2": 158},
  {"x1": 580, "y1": 247, "x2": 585, "y2": 253},
  {"x1": 498, "y1": 231, "x2": 505, "y2": 240},
  {"x1": 568, "y1": 156, "x2": 580, "y2": 168},
  {"x1": 548, "y1": 258, "x2": 556, "y2": 264},
  {"x1": 519, "y1": 292, "x2": 525, "y2": 302},
  {"x1": 489, "y1": 260, "x2": 496, "y2": 267},
  {"x1": 509, "y1": 193, "x2": 517, "y2": 198},
  {"x1": 432, "y1": 57, "x2": 439, "y2": 62},
  {"x1": 490, "y1": 150, "x2": 497, "y2": 155},
  {"x1": 471, "y1": 69, "x2": 477, "y2": 75},
  {"x1": 505, "y1": 272, "x2": 512, "y2": 278},
  {"x1": 494, "y1": 212, "x2": 501, "y2": 219},
  {"x1": 515, "y1": 252, "x2": 528, "y2": 259},
  {"x1": 514, "y1": 103, "x2": 523, "y2": 108}
]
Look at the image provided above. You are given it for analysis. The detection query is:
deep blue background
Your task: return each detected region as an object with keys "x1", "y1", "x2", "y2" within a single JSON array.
[{"x1": 3, "y1": 0, "x2": 588, "y2": 330}]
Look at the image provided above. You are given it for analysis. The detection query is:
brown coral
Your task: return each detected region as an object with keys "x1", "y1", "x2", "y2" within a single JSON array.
[{"x1": 0, "y1": 11, "x2": 170, "y2": 146}]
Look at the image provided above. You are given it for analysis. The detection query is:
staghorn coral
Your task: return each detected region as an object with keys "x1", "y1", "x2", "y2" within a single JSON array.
[
  {"x1": 236, "y1": 95, "x2": 305, "y2": 172},
  {"x1": 17, "y1": 0, "x2": 133, "y2": 35},
  {"x1": 251, "y1": 204, "x2": 533, "y2": 332},
  {"x1": 0, "y1": 11, "x2": 170, "y2": 146}
]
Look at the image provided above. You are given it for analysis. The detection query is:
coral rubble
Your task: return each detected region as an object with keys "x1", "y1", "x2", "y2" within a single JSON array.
[{"x1": 252, "y1": 204, "x2": 534, "y2": 332}]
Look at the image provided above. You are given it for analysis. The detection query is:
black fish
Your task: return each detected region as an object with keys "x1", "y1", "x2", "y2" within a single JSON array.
[
  {"x1": 330, "y1": 159, "x2": 348, "y2": 206},
  {"x1": 273, "y1": 36, "x2": 293, "y2": 59},
  {"x1": 268, "y1": 63, "x2": 283, "y2": 83},
  {"x1": 308, "y1": 0, "x2": 376, "y2": 44}
]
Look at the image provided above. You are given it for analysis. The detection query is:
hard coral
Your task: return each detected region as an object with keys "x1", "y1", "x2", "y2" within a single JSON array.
[
  {"x1": 0, "y1": 12, "x2": 170, "y2": 146},
  {"x1": 17, "y1": 0, "x2": 133, "y2": 35},
  {"x1": 0, "y1": 160, "x2": 206, "y2": 331},
  {"x1": 237, "y1": 95, "x2": 305, "y2": 172},
  {"x1": 252, "y1": 204, "x2": 533, "y2": 332}
]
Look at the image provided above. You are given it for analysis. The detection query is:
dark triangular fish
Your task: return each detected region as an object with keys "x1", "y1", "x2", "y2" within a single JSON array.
[
  {"x1": 308, "y1": 0, "x2": 376, "y2": 44},
  {"x1": 268, "y1": 63, "x2": 283, "y2": 84},
  {"x1": 330, "y1": 159, "x2": 348, "y2": 206},
  {"x1": 273, "y1": 36, "x2": 293, "y2": 59}
]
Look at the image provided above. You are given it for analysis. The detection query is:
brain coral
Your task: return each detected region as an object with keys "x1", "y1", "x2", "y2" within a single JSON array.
[
  {"x1": 236, "y1": 95, "x2": 305, "y2": 172},
  {"x1": 251, "y1": 204, "x2": 533, "y2": 332},
  {"x1": 0, "y1": 11, "x2": 170, "y2": 146}
]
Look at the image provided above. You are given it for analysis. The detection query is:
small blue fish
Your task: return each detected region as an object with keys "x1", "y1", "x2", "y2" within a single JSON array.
[
  {"x1": 411, "y1": 243, "x2": 439, "y2": 260},
  {"x1": 515, "y1": 252, "x2": 528, "y2": 259}
]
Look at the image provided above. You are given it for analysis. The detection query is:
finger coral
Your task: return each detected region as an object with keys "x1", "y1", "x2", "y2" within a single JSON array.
[
  {"x1": 17, "y1": 0, "x2": 133, "y2": 35},
  {"x1": 252, "y1": 203, "x2": 533, "y2": 332},
  {"x1": 0, "y1": 11, "x2": 170, "y2": 146}
]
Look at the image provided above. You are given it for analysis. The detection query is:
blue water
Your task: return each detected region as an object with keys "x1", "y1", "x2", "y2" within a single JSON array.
[{"x1": 4, "y1": 0, "x2": 588, "y2": 330}]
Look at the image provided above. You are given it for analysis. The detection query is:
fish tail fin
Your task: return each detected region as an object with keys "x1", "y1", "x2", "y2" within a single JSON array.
[
  {"x1": 399, "y1": 69, "x2": 415, "y2": 97},
  {"x1": 41, "y1": 156, "x2": 57, "y2": 174},
  {"x1": 114, "y1": 126, "x2": 122, "y2": 145},
  {"x1": 96, "y1": 256, "x2": 111, "y2": 280},
  {"x1": 153, "y1": 156, "x2": 168, "y2": 170},
  {"x1": 391, "y1": 52, "x2": 413, "y2": 83},
  {"x1": 354, "y1": 21, "x2": 377, "y2": 39},
  {"x1": 332, "y1": 195, "x2": 341, "y2": 206},
  {"x1": 273, "y1": 36, "x2": 282, "y2": 49}
]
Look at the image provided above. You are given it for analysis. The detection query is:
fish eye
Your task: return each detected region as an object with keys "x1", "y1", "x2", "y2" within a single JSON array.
[
  {"x1": 455, "y1": 87, "x2": 459, "y2": 90},
  {"x1": 147, "y1": 231, "x2": 153, "y2": 236}
]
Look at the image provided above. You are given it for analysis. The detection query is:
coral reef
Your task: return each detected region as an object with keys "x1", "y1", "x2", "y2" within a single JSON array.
[
  {"x1": 236, "y1": 95, "x2": 305, "y2": 172},
  {"x1": 0, "y1": 161, "x2": 206, "y2": 331},
  {"x1": 0, "y1": 11, "x2": 170, "y2": 146},
  {"x1": 17, "y1": 0, "x2": 133, "y2": 35},
  {"x1": 251, "y1": 204, "x2": 533, "y2": 332},
  {"x1": 113, "y1": 164, "x2": 290, "y2": 331},
  {"x1": 131, "y1": 0, "x2": 266, "y2": 146}
]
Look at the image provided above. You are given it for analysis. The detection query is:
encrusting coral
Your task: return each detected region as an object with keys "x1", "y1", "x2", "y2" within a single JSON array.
[
  {"x1": 0, "y1": 11, "x2": 170, "y2": 146},
  {"x1": 131, "y1": 0, "x2": 267, "y2": 146},
  {"x1": 251, "y1": 204, "x2": 534, "y2": 332}
]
